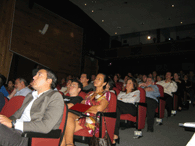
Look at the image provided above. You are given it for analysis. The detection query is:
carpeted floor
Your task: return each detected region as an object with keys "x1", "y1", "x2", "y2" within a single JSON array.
[{"x1": 75, "y1": 105, "x2": 195, "y2": 146}]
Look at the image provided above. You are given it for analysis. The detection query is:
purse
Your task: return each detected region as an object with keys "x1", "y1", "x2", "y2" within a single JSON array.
[{"x1": 89, "y1": 113, "x2": 112, "y2": 146}]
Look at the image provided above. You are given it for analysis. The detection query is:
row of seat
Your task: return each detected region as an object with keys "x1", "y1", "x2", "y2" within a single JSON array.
[{"x1": 0, "y1": 84, "x2": 179, "y2": 146}]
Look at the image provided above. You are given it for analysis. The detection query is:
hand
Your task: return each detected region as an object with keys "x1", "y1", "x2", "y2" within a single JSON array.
[{"x1": 0, "y1": 114, "x2": 12, "y2": 128}]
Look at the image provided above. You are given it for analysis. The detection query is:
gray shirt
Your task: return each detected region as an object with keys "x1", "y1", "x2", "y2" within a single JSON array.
[{"x1": 14, "y1": 87, "x2": 32, "y2": 97}]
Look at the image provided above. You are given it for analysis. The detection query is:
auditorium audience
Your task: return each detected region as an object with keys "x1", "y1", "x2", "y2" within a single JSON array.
[
  {"x1": 105, "y1": 78, "x2": 116, "y2": 94},
  {"x1": 6, "y1": 79, "x2": 15, "y2": 94},
  {"x1": 90, "y1": 74, "x2": 96, "y2": 83},
  {"x1": 113, "y1": 74, "x2": 123, "y2": 91},
  {"x1": 80, "y1": 73, "x2": 95, "y2": 93},
  {"x1": 173, "y1": 73, "x2": 185, "y2": 111},
  {"x1": 140, "y1": 77, "x2": 160, "y2": 132},
  {"x1": 156, "y1": 72, "x2": 178, "y2": 116},
  {"x1": 60, "y1": 79, "x2": 72, "y2": 95},
  {"x1": 184, "y1": 74, "x2": 195, "y2": 106},
  {"x1": 113, "y1": 77, "x2": 140, "y2": 144},
  {"x1": 0, "y1": 69, "x2": 64, "y2": 146},
  {"x1": 7, "y1": 78, "x2": 32, "y2": 99},
  {"x1": 0, "y1": 74, "x2": 9, "y2": 97},
  {"x1": 63, "y1": 79, "x2": 83, "y2": 109},
  {"x1": 60, "y1": 73, "x2": 110, "y2": 146}
]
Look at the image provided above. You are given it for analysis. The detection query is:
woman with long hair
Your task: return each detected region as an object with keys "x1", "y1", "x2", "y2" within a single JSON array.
[{"x1": 60, "y1": 73, "x2": 111, "y2": 146}]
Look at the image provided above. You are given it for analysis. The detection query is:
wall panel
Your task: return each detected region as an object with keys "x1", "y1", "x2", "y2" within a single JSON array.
[{"x1": 10, "y1": 0, "x2": 83, "y2": 79}]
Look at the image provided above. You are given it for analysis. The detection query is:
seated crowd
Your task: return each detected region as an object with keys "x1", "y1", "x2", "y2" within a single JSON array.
[{"x1": 0, "y1": 69, "x2": 195, "y2": 146}]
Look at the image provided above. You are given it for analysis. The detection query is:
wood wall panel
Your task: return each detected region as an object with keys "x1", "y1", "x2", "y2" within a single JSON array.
[
  {"x1": 0, "y1": 0, "x2": 15, "y2": 79},
  {"x1": 10, "y1": 0, "x2": 83, "y2": 79}
]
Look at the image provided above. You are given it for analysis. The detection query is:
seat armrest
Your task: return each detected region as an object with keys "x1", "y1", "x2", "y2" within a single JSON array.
[
  {"x1": 135, "y1": 102, "x2": 147, "y2": 107},
  {"x1": 96, "y1": 112, "x2": 116, "y2": 118},
  {"x1": 159, "y1": 97, "x2": 166, "y2": 101},
  {"x1": 22, "y1": 129, "x2": 61, "y2": 138}
]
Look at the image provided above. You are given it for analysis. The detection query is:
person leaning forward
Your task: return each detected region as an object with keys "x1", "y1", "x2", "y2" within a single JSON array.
[{"x1": 0, "y1": 69, "x2": 64, "y2": 146}]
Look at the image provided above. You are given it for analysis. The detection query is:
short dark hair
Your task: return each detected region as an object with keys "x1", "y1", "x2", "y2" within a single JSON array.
[
  {"x1": 44, "y1": 69, "x2": 57, "y2": 89},
  {"x1": 17, "y1": 78, "x2": 28, "y2": 86},
  {"x1": 0, "y1": 74, "x2": 6, "y2": 88},
  {"x1": 72, "y1": 79, "x2": 83, "y2": 91},
  {"x1": 81, "y1": 73, "x2": 89, "y2": 79},
  {"x1": 107, "y1": 78, "x2": 115, "y2": 90}
]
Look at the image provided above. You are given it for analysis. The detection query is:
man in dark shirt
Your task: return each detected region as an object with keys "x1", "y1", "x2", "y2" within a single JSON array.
[{"x1": 63, "y1": 79, "x2": 83, "y2": 109}]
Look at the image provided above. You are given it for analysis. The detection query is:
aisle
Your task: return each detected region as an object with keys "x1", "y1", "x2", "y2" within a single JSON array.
[{"x1": 75, "y1": 105, "x2": 195, "y2": 146}]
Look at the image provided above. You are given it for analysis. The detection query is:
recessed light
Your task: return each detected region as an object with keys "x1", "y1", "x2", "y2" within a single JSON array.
[
  {"x1": 84, "y1": 3, "x2": 87, "y2": 6},
  {"x1": 147, "y1": 36, "x2": 151, "y2": 40},
  {"x1": 172, "y1": 5, "x2": 174, "y2": 7},
  {"x1": 102, "y1": 20, "x2": 104, "y2": 22},
  {"x1": 92, "y1": 10, "x2": 94, "y2": 12},
  {"x1": 180, "y1": 22, "x2": 183, "y2": 24},
  {"x1": 115, "y1": 32, "x2": 117, "y2": 35}
]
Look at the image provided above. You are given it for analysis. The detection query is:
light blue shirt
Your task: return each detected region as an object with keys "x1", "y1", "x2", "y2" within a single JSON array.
[
  {"x1": 14, "y1": 87, "x2": 32, "y2": 97},
  {"x1": 141, "y1": 85, "x2": 160, "y2": 102}
]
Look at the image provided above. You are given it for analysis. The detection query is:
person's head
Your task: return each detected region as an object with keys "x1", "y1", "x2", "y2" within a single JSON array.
[
  {"x1": 80, "y1": 73, "x2": 89, "y2": 84},
  {"x1": 8, "y1": 80, "x2": 14, "y2": 89},
  {"x1": 91, "y1": 74, "x2": 96, "y2": 81},
  {"x1": 128, "y1": 72, "x2": 132, "y2": 77},
  {"x1": 124, "y1": 75, "x2": 129, "y2": 83},
  {"x1": 69, "y1": 79, "x2": 83, "y2": 96},
  {"x1": 189, "y1": 71, "x2": 194, "y2": 77},
  {"x1": 94, "y1": 73, "x2": 108, "y2": 90},
  {"x1": 0, "y1": 74, "x2": 6, "y2": 88},
  {"x1": 152, "y1": 71, "x2": 157, "y2": 77},
  {"x1": 66, "y1": 79, "x2": 73, "y2": 92},
  {"x1": 105, "y1": 78, "x2": 115, "y2": 91},
  {"x1": 116, "y1": 73, "x2": 121, "y2": 79},
  {"x1": 61, "y1": 78, "x2": 66, "y2": 84},
  {"x1": 145, "y1": 77, "x2": 154, "y2": 86},
  {"x1": 148, "y1": 73, "x2": 153, "y2": 78},
  {"x1": 126, "y1": 77, "x2": 138, "y2": 92},
  {"x1": 67, "y1": 75, "x2": 72, "y2": 80},
  {"x1": 174, "y1": 73, "x2": 180, "y2": 80},
  {"x1": 113, "y1": 74, "x2": 119, "y2": 83},
  {"x1": 15, "y1": 78, "x2": 28, "y2": 91},
  {"x1": 32, "y1": 69, "x2": 57, "y2": 92},
  {"x1": 165, "y1": 72, "x2": 173, "y2": 81},
  {"x1": 157, "y1": 75, "x2": 163, "y2": 82},
  {"x1": 184, "y1": 74, "x2": 188, "y2": 81},
  {"x1": 142, "y1": 75, "x2": 147, "y2": 83}
]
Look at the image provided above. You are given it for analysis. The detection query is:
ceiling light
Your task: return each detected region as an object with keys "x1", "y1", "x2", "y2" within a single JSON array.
[
  {"x1": 180, "y1": 22, "x2": 183, "y2": 24},
  {"x1": 92, "y1": 10, "x2": 94, "y2": 12},
  {"x1": 115, "y1": 32, "x2": 117, "y2": 35},
  {"x1": 172, "y1": 5, "x2": 174, "y2": 7},
  {"x1": 147, "y1": 36, "x2": 151, "y2": 40},
  {"x1": 84, "y1": 3, "x2": 87, "y2": 6},
  {"x1": 102, "y1": 20, "x2": 104, "y2": 22}
]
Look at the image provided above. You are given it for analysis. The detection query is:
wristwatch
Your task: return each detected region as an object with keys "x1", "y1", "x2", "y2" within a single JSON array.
[{"x1": 11, "y1": 120, "x2": 16, "y2": 128}]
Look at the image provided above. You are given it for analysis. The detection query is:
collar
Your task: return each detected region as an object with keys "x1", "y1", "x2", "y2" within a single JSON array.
[{"x1": 32, "y1": 89, "x2": 51, "y2": 99}]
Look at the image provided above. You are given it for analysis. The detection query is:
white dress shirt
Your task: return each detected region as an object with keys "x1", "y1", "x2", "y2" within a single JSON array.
[
  {"x1": 156, "y1": 80, "x2": 177, "y2": 96},
  {"x1": 14, "y1": 89, "x2": 50, "y2": 132}
]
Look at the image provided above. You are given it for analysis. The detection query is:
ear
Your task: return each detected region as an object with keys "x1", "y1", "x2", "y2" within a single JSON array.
[
  {"x1": 102, "y1": 82, "x2": 107, "y2": 87},
  {"x1": 47, "y1": 78, "x2": 52, "y2": 86}
]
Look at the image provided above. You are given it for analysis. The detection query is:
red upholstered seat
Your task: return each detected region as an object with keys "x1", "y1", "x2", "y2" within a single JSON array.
[
  {"x1": 4, "y1": 96, "x2": 9, "y2": 105},
  {"x1": 120, "y1": 87, "x2": 147, "y2": 136},
  {"x1": 0, "y1": 96, "x2": 25, "y2": 117},
  {"x1": 155, "y1": 84, "x2": 166, "y2": 119},
  {"x1": 24, "y1": 104, "x2": 68, "y2": 146},
  {"x1": 73, "y1": 92, "x2": 117, "y2": 144},
  {"x1": 113, "y1": 87, "x2": 120, "y2": 96},
  {"x1": 115, "y1": 82, "x2": 123, "y2": 91}
]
